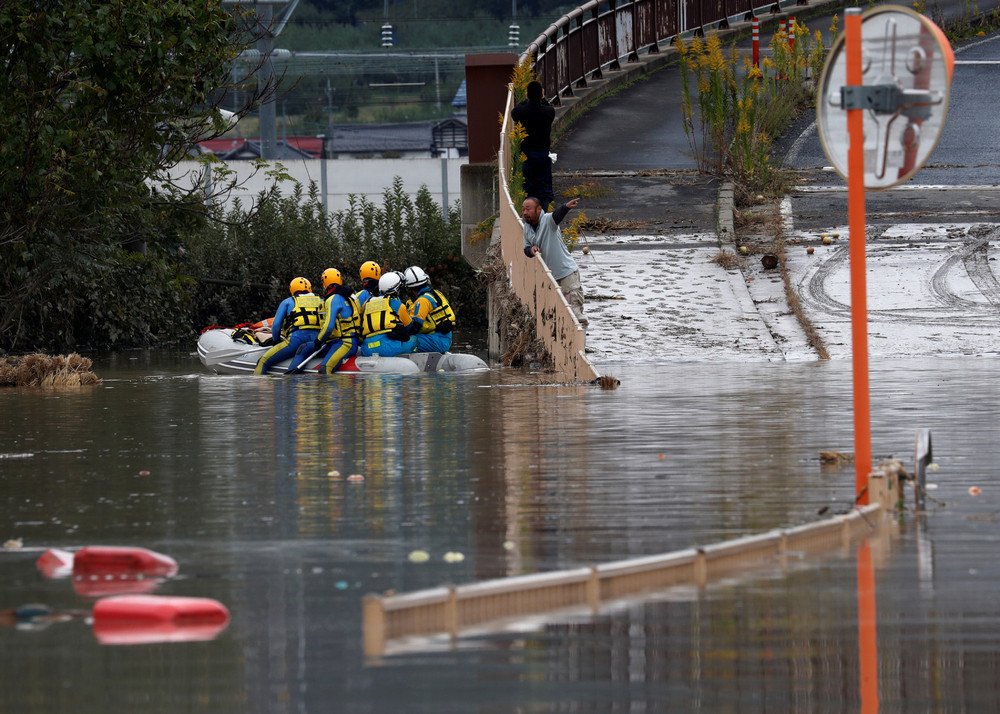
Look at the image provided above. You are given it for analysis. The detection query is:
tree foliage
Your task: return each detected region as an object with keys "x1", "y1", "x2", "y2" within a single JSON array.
[{"x1": 0, "y1": 0, "x2": 270, "y2": 350}]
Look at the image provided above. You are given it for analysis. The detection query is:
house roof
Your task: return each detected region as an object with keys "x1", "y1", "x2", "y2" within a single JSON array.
[
  {"x1": 197, "y1": 118, "x2": 467, "y2": 158},
  {"x1": 325, "y1": 122, "x2": 435, "y2": 154},
  {"x1": 198, "y1": 137, "x2": 323, "y2": 159}
]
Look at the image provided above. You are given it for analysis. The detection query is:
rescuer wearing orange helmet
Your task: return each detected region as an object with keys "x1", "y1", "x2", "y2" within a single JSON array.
[
  {"x1": 314, "y1": 268, "x2": 361, "y2": 373},
  {"x1": 254, "y1": 277, "x2": 323, "y2": 374},
  {"x1": 354, "y1": 260, "x2": 382, "y2": 310}
]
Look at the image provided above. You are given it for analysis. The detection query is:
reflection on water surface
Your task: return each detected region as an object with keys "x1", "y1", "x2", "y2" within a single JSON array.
[{"x1": 1, "y1": 352, "x2": 999, "y2": 711}]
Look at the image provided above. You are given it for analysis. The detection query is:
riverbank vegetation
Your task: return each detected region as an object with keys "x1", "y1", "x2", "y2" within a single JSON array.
[
  {"x1": 185, "y1": 179, "x2": 483, "y2": 335},
  {"x1": 0, "y1": 2, "x2": 481, "y2": 353}
]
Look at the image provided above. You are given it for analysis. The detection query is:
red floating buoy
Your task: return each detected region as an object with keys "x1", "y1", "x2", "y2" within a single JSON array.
[
  {"x1": 92, "y1": 595, "x2": 230, "y2": 645},
  {"x1": 72, "y1": 546, "x2": 178, "y2": 578}
]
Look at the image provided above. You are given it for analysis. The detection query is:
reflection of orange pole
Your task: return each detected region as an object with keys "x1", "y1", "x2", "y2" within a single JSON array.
[
  {"x1": 857, "y1": 541, "x2": 879, "y2": 712},
  {"x1": 845, "y1": 8, "x2": 872, "y2": 503}
]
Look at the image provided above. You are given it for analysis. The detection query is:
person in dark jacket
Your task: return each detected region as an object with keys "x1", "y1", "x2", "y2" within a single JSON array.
[{"x1": 511, "y1": 80, "x2": 556, "y2": 210}]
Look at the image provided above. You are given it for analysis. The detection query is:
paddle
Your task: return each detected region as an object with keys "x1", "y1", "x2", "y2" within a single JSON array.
[
  {"x1": 200, "y1": 343, "x2": 267, "y2": 367},
  {"x1": 287, "y1": 343, "x2": 325, "y2": 374}
]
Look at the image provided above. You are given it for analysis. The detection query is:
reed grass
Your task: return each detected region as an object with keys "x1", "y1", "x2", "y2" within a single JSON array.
[{"x1": 0, "y1": 353, "x2": 101, "y2": 387}]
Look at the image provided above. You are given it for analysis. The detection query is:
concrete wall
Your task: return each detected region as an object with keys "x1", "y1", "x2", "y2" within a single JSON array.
[
  {"x1": 497, "y1": 94, "x2": 598, "y2": 383},
  {"x1": 169, "y1": 157, "x2": 467, "y2": 214}
]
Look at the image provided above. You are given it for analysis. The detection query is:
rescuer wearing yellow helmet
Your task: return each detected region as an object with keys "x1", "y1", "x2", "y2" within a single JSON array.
[
  {"x1": 314, "y1": 268, "x2": 361, "y2": 373},
  {"x1": 254, "y1": 277, "x2": 323, "y2": 374},
  {"x1": 354, "y1": 260, "x2": 382, "y2": 310}
]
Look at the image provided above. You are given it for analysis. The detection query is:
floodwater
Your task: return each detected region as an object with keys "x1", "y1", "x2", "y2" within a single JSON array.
[{"x1": 2, "y1": 352, "x2": 1000, "y2": 712}]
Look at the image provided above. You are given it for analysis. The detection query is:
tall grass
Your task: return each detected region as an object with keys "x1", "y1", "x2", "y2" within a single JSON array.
[{"x1": 677, "y1": 19, "x2": 827, "y2": 203}]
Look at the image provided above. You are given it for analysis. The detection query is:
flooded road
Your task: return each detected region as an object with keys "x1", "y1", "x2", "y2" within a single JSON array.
[{"x1": 2, "y1": 352, "x2": 999, "y2": 711}]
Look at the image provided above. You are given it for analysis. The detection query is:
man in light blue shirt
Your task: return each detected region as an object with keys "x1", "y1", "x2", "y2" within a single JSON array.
[{"x1": 522, "y1": 196, "x2": 588, "y2": 328}]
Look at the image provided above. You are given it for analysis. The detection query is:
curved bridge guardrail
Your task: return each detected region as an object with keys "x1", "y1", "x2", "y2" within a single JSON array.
[
  {"x1": 498, "y1": 92, "x2": 597, "y2": 382},
  {"x1": 520, "y1": 0, "x2": 787, "y2": 103}
]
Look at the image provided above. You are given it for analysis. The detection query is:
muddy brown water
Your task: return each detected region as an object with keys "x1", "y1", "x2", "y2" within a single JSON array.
[{"x1": 1, "y1": 351, "x2": 999, "y2": 712}]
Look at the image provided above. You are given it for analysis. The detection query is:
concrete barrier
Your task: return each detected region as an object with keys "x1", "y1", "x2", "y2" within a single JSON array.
[
  {"x1": 497, "y1": 92, "x2": 599, "y2": 383},
  {"x1": 363, "y1": 502, "x2": 885, "y2": 656}
]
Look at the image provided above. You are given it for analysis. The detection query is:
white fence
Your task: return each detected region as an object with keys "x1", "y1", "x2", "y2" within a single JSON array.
[{"x1": 167, "y1": 156, "x2": 467, "y2": 214}]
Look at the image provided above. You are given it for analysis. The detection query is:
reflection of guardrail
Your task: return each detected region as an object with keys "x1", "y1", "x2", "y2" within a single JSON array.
[{"x1": 362, "y1": 502, "x2": 884, "y2": 657}]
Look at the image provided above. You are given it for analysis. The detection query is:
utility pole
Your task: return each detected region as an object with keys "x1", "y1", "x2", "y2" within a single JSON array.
[
  {"x1": 508, "y1": 0, "x2": 519, "y2": 49},
  {"x1": 257, "y1": 3, "x2": 277, "y2": 160},
  {"x1": 225, "y1": 0, "x2": 299, "y2": 161},
  {"x1": 382, "y1": 0, "x2": 393, "y2": 47}
]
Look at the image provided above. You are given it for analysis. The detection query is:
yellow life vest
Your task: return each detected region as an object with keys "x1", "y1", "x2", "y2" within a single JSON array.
[
  {"x1": 282, "y1": 293, "x2": 323, "y2": 338},
  {"x1": 362, "y1": 296, "x2": 400, "y2": 337},
  {"x1": 415, "y1": 289, "x2": 456, "y2": 334},
  {"x1": 323, "y1": 294, "x2": 361, "y2": 340}
]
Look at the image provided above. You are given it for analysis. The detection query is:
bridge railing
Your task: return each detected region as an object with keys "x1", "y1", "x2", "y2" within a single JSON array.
[{"x1": 520, "y1": 0, "x2": 785, "y2": 104}]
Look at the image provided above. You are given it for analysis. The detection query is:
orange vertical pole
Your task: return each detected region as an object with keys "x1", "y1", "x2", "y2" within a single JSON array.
[
  {"x1": 857, "y1": 541, "x2": 879, "y2": 712},
  {"x1": 845, "y1": 8, "x2": 872, "y2": 504}
]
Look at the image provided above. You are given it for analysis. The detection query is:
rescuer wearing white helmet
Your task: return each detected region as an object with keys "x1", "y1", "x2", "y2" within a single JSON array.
[
  {"x1": 254, "y1": 277, "x2": 324, "y2": 374},
  {"x1": 359, "y1": 271, "x2": 417, "y2": 357},
  {"x1": 402, "y1": 266, "x2": 456, "y2": 354}
]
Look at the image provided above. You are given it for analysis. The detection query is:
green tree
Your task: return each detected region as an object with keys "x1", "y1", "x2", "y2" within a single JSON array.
[{"x1": 0, "y1": 0, "x2": 274, "y2": 350}]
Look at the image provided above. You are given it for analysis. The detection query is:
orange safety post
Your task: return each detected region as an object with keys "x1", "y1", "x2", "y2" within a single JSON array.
[
  {"x1": 844, "y1": 8, "x2": 872, "y2": 504},
  {"x1": 789, "y1": 15, "x2": 796, "y2": 51}
]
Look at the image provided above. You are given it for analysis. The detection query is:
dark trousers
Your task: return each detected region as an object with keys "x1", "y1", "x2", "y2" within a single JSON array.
[{"x1": 522, "y1": 150, "x2": 554, "y2": 210}]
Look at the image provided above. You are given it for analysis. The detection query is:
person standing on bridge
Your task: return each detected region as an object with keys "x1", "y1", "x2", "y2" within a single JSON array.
[
  {"x1": 522, "y1": 196, "x2": 588, "y2": 329},
  {"x1": 511, "y1": 80, "x2": 555, "y2": 211}
]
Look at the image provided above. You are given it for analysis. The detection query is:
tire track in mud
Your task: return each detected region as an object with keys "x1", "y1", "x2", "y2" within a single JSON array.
[
  {"x1": 956, "y1": 227, "x2": 1000, "y2": 312},
  {"x1": 797, "y1": 224, "x2": 1000, "y2": 326}
]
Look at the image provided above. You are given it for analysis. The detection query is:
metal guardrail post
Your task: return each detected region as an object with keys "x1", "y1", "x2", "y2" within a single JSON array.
[{"x1": 914, "y1": 428, "x2": 932, "y2": 511}]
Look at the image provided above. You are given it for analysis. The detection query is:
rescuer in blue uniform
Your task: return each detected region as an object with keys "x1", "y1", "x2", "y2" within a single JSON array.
[
  {"x1": 403, "y1": 266, "x2": 456, "y2": 353},
  {"x1": 354, "y1": 260, "x2": 382, "y2": 310},
  {"x1": 254, "y1": 277, "x2": 323, "y2": 374},
  {"x1": 315, "y1": 268, "x2": 360, "y2": 373},
  {"x1": 360, "y1": 272, "x2": 417, "y2": 357}
]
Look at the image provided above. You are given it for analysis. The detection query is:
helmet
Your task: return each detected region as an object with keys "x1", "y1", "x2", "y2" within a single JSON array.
[
  {"x1": 360, "y1": 261, "x2": 382, "y2": 281},
  {"x1": 378, "y1": 272, "x2": 403, "y2": 296},
  {"x1": 289, "y1": 277, "x2": 311, "y2": 295},
  {"x1": 321, "y1": 268, "x2": 342, "y2": 290},
  {"x1": 403, "y1": 266, "x2": 429, "y2": 290}
]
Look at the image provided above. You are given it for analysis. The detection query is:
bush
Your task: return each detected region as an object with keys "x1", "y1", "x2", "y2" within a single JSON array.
[{"x1": 183, "y1": 177, "x2": 485, "y2": 333}]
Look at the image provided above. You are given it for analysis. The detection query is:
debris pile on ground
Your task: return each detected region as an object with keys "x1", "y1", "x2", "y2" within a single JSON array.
[
  {"x1": 480, "y1": 242, "x2": 553, "y2": 369},
  {"x1": 0, "y1": 353, "x2": 101, "y2": 387}
]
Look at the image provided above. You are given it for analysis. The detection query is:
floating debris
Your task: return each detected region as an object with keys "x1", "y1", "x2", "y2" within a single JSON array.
[
  {"x1": 347, "y1": 474, "x2": 365, "y2": 483},
  {"x1": 328, "y1": 470, "x2": 340, "y2": 478},
  {"x1": 819, "y1": 450, "x2": 854, "y2": 464},
  {"x1": 0, "y1": 353, "x2": 100, "y2": 387},
  {"x1": 407, "y1": 550, "x2": 429, "y2": 563},
  {"x1": 4, "y1": 539, "x2": 23, "y2": 550},
  {"x1": 443, "y1": 552, "x2": 465, "y2": 563},
  {"x1": 969, "y1": 487, "x2": 982, "y2": 496},
  {"x1": 596, "y1": 375, "x2": 620, "y2": 390}
]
